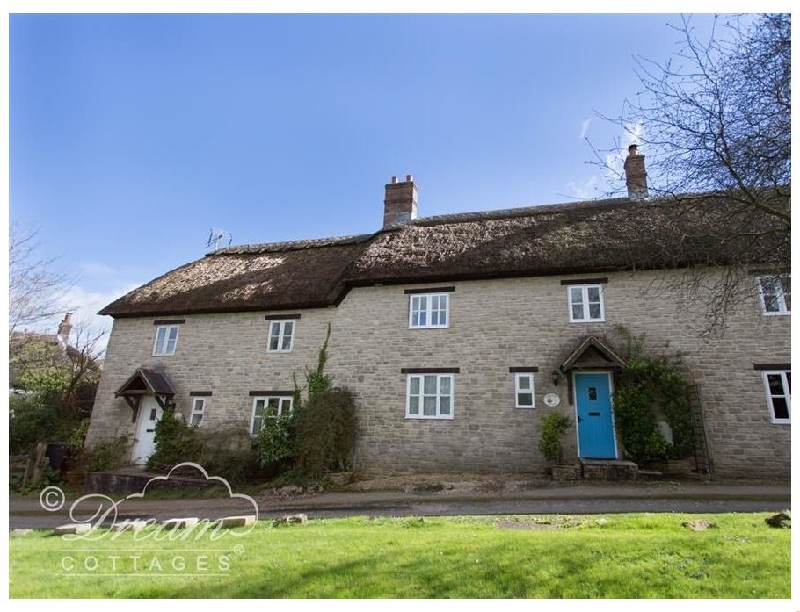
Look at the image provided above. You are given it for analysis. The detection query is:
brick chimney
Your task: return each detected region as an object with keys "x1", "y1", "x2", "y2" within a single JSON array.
[
  {"x1": 57, "y1": 313, "x2": 73, "y2": 344},
  {"x1": 623, "y1": 144, "x2": 648, "y2": 200},
  {"x1": 383, "y1": 175, "x2": 418, "y2": 228}
]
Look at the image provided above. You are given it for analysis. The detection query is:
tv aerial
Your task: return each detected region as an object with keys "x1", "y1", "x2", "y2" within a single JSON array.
[{"x1": 207, "y1": 227, "x2": 233, "y2": 251}]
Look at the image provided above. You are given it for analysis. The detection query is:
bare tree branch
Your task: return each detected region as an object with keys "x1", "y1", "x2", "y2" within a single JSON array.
[
  {"x1": 8, "y1": 223, "x2": 74, "y2": 336},
  {"x1": 589, "y1": 13, "x2": 790, "y2": 335}
]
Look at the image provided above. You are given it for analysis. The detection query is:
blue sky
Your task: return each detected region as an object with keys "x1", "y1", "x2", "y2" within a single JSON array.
[{"x1": 9, "y1": 12, "x2": 726, "y2": 344}]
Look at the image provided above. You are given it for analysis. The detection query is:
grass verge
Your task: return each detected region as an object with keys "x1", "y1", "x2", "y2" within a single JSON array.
[{"x1": 9, "y1": 513, "x2": 789, "y2": 598}]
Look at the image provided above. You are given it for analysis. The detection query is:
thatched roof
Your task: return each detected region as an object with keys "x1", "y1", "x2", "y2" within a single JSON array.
[
  {"x1": 99, "y1": 193, "x2": 788, "y2": 318},
  {"x1": 99, "y1": 235, "x2": 372, "y2": 317}
]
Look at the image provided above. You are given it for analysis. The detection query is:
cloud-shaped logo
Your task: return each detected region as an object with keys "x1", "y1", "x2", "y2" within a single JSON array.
[{"x1": 52, "y1": 462, "x2": 259, "y2": 541}]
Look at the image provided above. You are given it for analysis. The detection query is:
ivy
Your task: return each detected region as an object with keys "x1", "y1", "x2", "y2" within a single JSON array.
[
  {"x1": 613, "y1": 327, "x2": 694, "y2": 464},
  {"x1": 254, "y1": 323, "x2": 357, "y2": 480}
]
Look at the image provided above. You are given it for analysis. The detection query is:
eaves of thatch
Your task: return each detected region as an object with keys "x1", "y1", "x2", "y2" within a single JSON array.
[{"x1": 99, "y1": 193, "x2": 789, "y2": 318}]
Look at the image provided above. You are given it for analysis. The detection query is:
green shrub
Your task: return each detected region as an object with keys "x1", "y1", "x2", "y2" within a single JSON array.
[
  {"x1": 294, "y1": 388, "x2": 357, "y2": 479},
  {"x1": 9, "y1": 394, "x2": 59, "y2": 455},
  {"x1": 254, "y1": 412, "x2": 295, "y2": 468},
  {"x1": 613, "y1": 384, "x2": 669, "y2": 463},
  {"x1": 84, "y1": 439, "x2": 126, "y2": 472},
  {"x1": 147, "y1": 411, "x2": 202, "y2": 471},
  {"x1": 538, "y1": 411, "x2": 572, "y2": 463}
]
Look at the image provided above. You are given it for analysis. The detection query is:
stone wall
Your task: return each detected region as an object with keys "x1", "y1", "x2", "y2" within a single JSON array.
[{"x1": 87, "y1": 268, "x2": 790, "y2": 479}]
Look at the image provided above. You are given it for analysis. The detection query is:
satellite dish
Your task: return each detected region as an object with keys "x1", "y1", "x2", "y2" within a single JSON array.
[{"x1": 206, "y1": 227, "x2": 232, "y2": 251}]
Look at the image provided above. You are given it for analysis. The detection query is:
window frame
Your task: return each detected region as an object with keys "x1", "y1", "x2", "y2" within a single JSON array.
[
  {"x1": 152, "y1": 325, "x2": 180, "y2": 356},
  {"x1": 757, "y1": 275, "x2": 790, "y2": 315},
  {"x1": 761, "y1": 370, "x2": 791, "y2": 424},
  {"x1": 267, "y1": 319, "x2": 296, "y2": 352},
  {"x1": 408, "y1": 293, "x2": 450, "y2": 329},
  {"x1": 405, "y1": 373, "x2": 454, "y2": 420},
  {"x1": 250, "y1": 395, "x2": 294, "y2": 435},
  {"x1": 514, "y1": 372, "x2": 535, "y2": 408},
  {"x1": 190, "y1": 398, "x2": 206, "y2": 427},
  {"x1": 568, "y1": 284, "x2": 606, "y2": 322}
]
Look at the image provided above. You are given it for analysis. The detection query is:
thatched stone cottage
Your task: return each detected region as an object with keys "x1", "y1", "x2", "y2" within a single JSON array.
[{"x1": 86, "y1": 150, "x2": 790, "y2": 478}]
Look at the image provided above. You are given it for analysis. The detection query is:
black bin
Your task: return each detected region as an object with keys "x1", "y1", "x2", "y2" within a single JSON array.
[{"x1": 46, "y1": 442, "x2": 67, "y2": 473}]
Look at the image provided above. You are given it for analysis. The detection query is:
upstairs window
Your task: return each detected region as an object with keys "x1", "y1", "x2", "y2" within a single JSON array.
[
  {"x1": 153, "y1": 325, "x2": 179, "y2": 356},
  {"x1": 406, "y1": 374, "x2": 454, "y2": 419},
  {"x1": 267, "y1": 320, "x2": 295, "y2": 352},
  {"x1": 762, "y1": 371, "x2": 791, "y2": 424},
  {"x1": 568, "y1": 285, "x2": 605, "y2": 322},
  {"x1": 409, "y1": 293, "x2": 449, "y2": 328},
  {"x1": 250, "y1": 396, "x2": 294, "y2": 435},
  {"x1": 758, "y1": 275, "x2": 790, "y2": 315}
]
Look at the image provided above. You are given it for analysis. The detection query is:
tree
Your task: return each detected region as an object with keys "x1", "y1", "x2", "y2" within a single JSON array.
[
  {"x1": 10, "y1": 319, "x2": 105, "y2": 418},
  {"x1": 591, "y1": 14, "x2": 790, "y2": 335},
  {"x1": 9, "y1": 318, "x2": 105, "y2": 454},
  {"x1": 8, "y1": 223, "x2": 71, "y2": 336}
]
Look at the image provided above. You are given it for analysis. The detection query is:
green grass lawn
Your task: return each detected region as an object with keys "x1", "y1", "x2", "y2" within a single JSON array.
[{"x1": 9, "y1": 513, "x2": 789, "y2": 598}]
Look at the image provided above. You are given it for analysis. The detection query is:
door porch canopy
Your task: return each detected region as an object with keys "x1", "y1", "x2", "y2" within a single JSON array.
[
  {"x1": 114, "y1": 368, "x2": 177, "y2": 421},
  {"x1": 559, "y1": 336, "x2": 626, "y2": 404}
]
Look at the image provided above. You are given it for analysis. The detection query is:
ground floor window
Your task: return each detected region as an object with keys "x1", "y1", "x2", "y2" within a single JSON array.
[
  {"x1": 762, "y1": 371, "x2": 791, "y2": 423},
  {"x1": 406, "y1": 373, "x2": 454, "y2": 419},
  {"x1": 190, "y1": 398, "x2": 206, "y2": 426},
  {"x1": 515, "y1": 372, "x2": 535, "y2": 408},
  {"x1": 251, "y1": 396, "x2": 294, "y2": 434}
]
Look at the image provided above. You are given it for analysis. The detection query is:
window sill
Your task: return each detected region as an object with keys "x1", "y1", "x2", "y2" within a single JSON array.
[
  {"x1": 405, "y1": 415, "x2": 454, "y2": 420},
  {"x1": 761, "y1": 312, "x2": 791, "y2": 316},
  {"x1": 408, "y1": 325, "x2": 450, "y2": 330}
]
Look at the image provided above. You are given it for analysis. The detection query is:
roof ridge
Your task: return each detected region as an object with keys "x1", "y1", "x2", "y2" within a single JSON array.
[
  {"x1": 212, "y1": 233, "x2": 374, "y2": 255},
  {"x1": 403, "y1": 196, "x2": 683, "y2": 227}
]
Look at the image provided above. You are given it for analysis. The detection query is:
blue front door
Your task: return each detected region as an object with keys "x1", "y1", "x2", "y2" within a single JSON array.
[{"x1": 575, "y1": 372, "x2": 617, "y2": 459}]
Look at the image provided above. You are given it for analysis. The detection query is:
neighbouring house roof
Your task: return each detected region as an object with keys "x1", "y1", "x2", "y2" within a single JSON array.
[{"x1": 99, "y1": 192, "x2": 789, "y2": 318}]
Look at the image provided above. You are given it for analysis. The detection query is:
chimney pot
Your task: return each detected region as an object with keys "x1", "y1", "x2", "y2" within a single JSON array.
[
  {"x1": 406, "y1": 174, "x2": 413, "y2": 182},
  {"x1": 391, "y1": 176, "x2": 398, "y2": 184}
]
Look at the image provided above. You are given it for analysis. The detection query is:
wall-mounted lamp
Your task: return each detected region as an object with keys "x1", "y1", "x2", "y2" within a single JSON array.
[{"x1": 551, "y1": 370, "x2": 564, "y2": 386}]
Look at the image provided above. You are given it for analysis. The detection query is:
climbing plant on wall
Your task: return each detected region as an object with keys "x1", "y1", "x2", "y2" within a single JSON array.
[{"x1": 613, "y1": 327, "x2": 694, "y2": 464}]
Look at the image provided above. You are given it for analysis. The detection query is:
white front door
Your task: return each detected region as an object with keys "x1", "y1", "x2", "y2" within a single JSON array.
[{"x1": 131, "y1": 397, "x2": 163, "y2": 466}]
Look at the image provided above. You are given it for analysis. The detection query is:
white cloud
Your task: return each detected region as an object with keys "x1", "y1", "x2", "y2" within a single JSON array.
[
  {"x1": 79, "y1": 262, "x2": 116, "y2": 278},
  {"x1": 567, "y1": 176, "x2": 600, "y2": 201}
]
